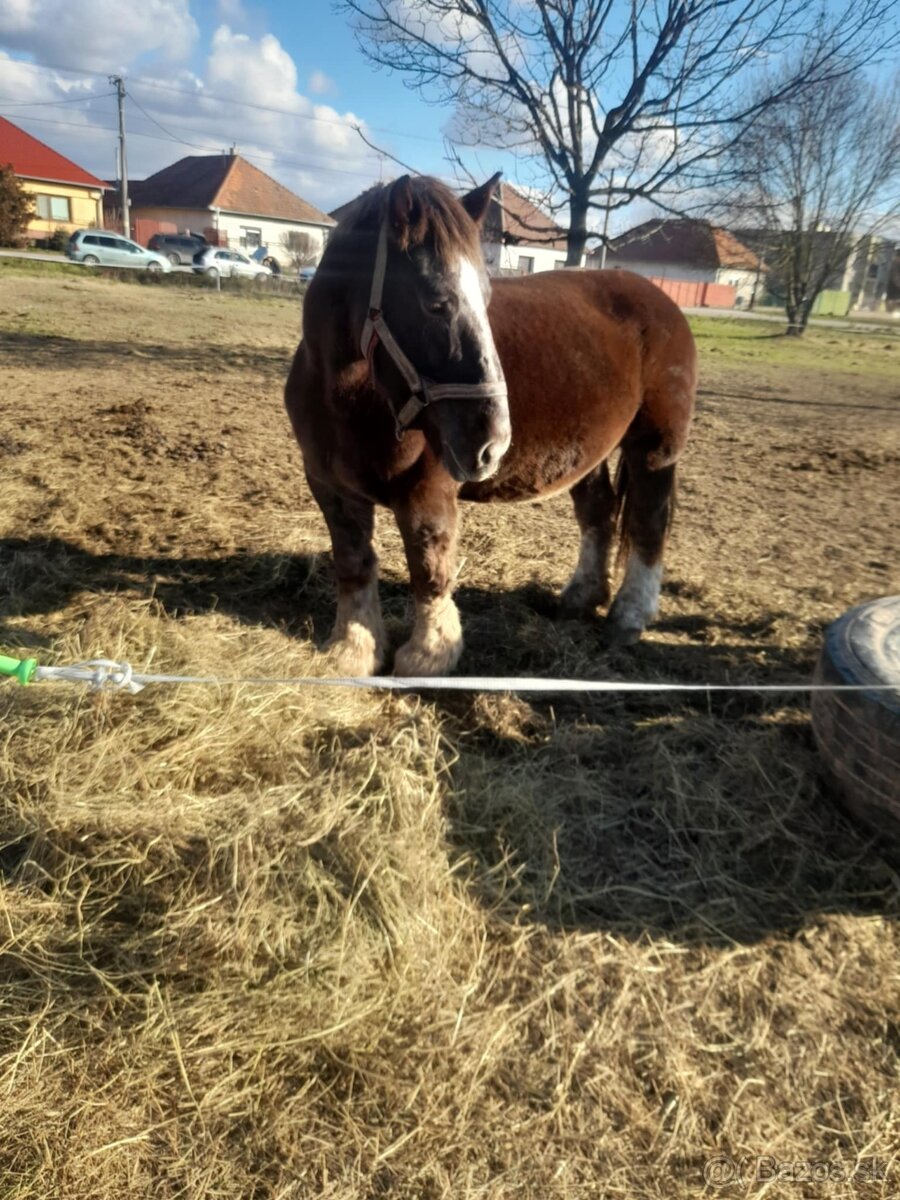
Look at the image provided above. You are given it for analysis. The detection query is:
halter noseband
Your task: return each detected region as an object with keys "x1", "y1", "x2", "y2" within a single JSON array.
[{"x1": 359, "y1": 215, "x2": 509, "y2": 439}]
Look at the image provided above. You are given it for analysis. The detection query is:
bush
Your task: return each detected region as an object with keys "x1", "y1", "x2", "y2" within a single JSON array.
[
  {"x1": 0, "y1": 165, "x2": 33, "y2": 247},
  {"x1": 45, "y1": 226, "x2": 70, "y2": 252}
]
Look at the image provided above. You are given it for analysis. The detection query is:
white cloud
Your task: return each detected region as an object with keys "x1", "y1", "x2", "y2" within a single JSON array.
[
  {"x1": 216, "y1": 0, "x2": 246, "y2": 22},
  {"x1": 0, "y1": 17, "x2": 386, "y2": 210},
  {"x1": 308, "y1": 69, "x2": 336, "y2": 96},
  {"x1": 0, "y1": 0, "x2": 198, "y2": 71}
]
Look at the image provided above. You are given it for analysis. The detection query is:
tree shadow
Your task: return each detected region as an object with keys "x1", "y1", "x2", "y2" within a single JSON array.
[
  {"x1": 3, "y1": 534, "x2": 897, "y2": 949},
  {"x1": 0, "y1": 330, "x2": 291, "y2": 377}
]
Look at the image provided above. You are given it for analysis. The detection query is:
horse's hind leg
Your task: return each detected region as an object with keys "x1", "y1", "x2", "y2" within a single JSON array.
[
  {"x1": 607, "y1": 430, "x2": 677, "y2": 645},
  {"x1": 560, "y1": 461, "x2": 616, "y2": 617}
]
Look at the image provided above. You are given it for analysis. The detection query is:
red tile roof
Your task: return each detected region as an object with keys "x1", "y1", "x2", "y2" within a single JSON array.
[
  {"x1": 130, "y1": 154, "x2": 334, "y2": 225},
  {"x1": 485, "y1": 182, "x2": 568, "y2": 251},
  {"x1": 611, "y1": 219, "x2": 761, "y2": 271},
  {"x1": 0, "y1": 116, "x2": 106, "y2": 189}
]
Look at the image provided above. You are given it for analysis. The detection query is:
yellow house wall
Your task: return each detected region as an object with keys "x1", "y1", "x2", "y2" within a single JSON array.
[{"x1": 20, "y1": 179, "x2": 104, "y2": 237}]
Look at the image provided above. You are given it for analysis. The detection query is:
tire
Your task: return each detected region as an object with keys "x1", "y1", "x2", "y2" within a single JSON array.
[
  {"x1": 811, "y1": 595, "x2": 900, "y2": 846},
  {"x1": 146, "y1": 261, "x2": 162, "y2": 272},
  {"x1": 82, "y1": 254, "x2": 99, "y2": 266},
  {"x1": 205, "y1": 266, "x2": 219, "y2": 278},
  {"x1": 255, "y1": 272, "x2": 269, "y2": 282},
  {"x1": 168, "y1": 252, "x2": 180, "y2": 265}
]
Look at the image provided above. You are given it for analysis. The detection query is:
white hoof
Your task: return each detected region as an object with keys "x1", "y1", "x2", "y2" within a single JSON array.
[
  {"x1": 323, "y1": 581, "x2": 385, "y2": 677},
  {"x1": 393, "y1": 597, "x2": 463, "y2": 677}
]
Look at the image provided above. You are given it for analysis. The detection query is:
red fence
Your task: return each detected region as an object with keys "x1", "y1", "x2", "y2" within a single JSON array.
[{"x1": 649, "y1": 277, "x2": 736, "y2": 309}]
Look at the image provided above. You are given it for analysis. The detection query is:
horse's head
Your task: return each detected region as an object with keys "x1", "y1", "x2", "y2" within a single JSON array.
[{"x1": 358, "y1": 174, "x2": 512, "y2": 483}]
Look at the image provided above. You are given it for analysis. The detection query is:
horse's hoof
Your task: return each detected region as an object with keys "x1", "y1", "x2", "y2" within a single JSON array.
[
  {"x1": 322, "y1": 632, "x2": 384, "y2": 678},
  {"x1": 604, "y1": 620, "x2": 643, "y2": 648},
  {"x1": 559, "y1": 582, "x2": 610, "y2": 620},
  {"x1": 392, "y1": 635, "x2": 463, "y2": 678}
]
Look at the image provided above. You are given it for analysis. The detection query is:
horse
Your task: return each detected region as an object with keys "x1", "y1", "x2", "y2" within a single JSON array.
[{"x1": 284, "y1": 174, "x2": 697, "y2": 677}]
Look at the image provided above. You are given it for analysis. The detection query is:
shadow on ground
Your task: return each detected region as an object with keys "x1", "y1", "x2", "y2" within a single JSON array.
[
  {"x1": 2, "y1": 534, "x2": 897, "y2": 949},
  {"x1": 0, "y1": 330, "x2": 291, "y2": 377}
]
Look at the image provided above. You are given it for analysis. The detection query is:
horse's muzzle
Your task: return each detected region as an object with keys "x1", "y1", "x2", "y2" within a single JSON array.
[{"x1": 440, "y1": 401, "x2": 511, "y2": 483}]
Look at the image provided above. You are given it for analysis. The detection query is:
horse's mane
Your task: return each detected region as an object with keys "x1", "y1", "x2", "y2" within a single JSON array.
[{"x1": 332, "y1": 176, "x2": 481, "y2": 262}]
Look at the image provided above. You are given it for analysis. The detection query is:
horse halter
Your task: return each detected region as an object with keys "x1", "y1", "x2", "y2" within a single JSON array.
[{"x1": 359, "y1": 214, "x2": 509, "y2": 439}]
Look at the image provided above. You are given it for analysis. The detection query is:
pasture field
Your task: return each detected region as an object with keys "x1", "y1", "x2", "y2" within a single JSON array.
[{"x1": 1, "y1": 268, "x2": 899, "y2": 1199}]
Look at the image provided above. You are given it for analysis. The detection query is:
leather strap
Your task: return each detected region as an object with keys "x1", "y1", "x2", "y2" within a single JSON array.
[{"x1": 359, "y1": 214, "x2": 508, "y2": 438}]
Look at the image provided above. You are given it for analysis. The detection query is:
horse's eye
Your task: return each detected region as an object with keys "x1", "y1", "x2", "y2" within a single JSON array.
[{"x1": 426, "y1": 298, "x2": 450, "y2": 316}]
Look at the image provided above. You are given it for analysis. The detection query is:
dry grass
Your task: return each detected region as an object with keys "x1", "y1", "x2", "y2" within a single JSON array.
[{"x1": 1, "y1": 271, "x2": 900, "y2": 1198}]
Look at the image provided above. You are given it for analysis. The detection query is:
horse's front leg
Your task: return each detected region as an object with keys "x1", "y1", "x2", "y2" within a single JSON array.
[
  {"x1": 392, "y1": 476, "x2": 462, "y2": 677},
  {"x1": 307, "y1": 473, "x2": 386, "y2": 677}
]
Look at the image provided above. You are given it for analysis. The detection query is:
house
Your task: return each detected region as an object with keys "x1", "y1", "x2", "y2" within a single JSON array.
[
  {"x1": 0, "y1": 116, "x2": 106, "y2": 242},
  {"x1": 482, "y1": 183, "x2": 581, "y2": 274},
  {"x1": 734, "y1": 228, "x2": 897, "y2": 312},
  {"x1": 601, "y1": 219, "x2": 764, "y2": 306},
  {"x1": 330, "y1": 180, "x2": 582, "y2": 275},
  {"x1": 117, "y1": 153, "x2": 334, "y2": 270}
]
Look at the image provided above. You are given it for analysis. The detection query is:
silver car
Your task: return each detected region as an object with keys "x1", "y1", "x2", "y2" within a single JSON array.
[
  {"x1": 192, "y1": 247, "x2": 272, "y2": 281},
  {"x1": 67, "y1": 231, "x2": 171, "y2": 271}
]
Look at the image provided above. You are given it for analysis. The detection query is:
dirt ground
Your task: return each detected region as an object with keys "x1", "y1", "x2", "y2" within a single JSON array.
[{"x1": 1, "y1": 266, "x2": 899, "y2": 1199}]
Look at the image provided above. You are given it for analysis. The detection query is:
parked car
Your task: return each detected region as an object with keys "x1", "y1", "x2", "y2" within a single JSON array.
[
  {"x1": 298, "y1": 266, "x2": 316, "y2": 283},
  {"x1": 67, "y1": 231, "x2": 171, "y2": 272},
  {"x1": 147, "y1": 232, "x2": 207, "y2": 265},
  {"x1": 192, "y1": 247, "x2": 272, "y2": 281}
]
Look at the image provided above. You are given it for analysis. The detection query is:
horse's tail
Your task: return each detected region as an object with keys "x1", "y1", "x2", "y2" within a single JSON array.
[{"x1": 612, "y1": 451, "x2": 677, "y2": 566}]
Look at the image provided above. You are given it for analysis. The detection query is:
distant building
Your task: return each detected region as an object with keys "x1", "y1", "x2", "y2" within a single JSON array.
[
  {"x1": 331, "y1": 180, "x2": 581, "y2": 275},
  {"x1": 598, "y1": 219, "x2": 764, "y2": 306},
  {"x1": 734, "y1": 228, "x2": 897, "y2": 312},
  {"x1": 0, "y1": 116, "x2": 106, "y2": 242},
  {"x1": 116, "y1": 153, "x2": 334, "y2": 269},
  {"x1": 482, "y1": 183, "x2": 580, "y2": 274}
]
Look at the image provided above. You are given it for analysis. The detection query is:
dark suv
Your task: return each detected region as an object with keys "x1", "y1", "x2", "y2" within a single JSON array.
[{"x1": 147, "y1": 233, "x2": 208, "y2": 265}]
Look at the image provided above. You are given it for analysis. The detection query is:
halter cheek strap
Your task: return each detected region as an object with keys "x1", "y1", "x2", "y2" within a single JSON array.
[{"x1": 359, "y1": 215, "x2": 508, "y2": 439}]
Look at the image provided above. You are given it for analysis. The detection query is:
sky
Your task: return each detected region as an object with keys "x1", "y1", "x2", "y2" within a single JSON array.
[{"x1": 0, "y1": 0, "x2": 530, "y2": 216}]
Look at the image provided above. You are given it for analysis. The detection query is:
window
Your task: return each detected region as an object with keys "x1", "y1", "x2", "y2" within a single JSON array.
[
  {"x1": 35, "y1": 194, "x2": 71, "y2": 222},
  {"x1": 99, "y1": 236, "x2": 118, "y2": 247},
  {"x1": 82, "y1": 234, "x2": 99, "y2": 245},
  {"x1": 240, "y1": 227, "x2": 262, "y2": 249},
  {"x1": 517, "y1": 255, "x2": 535, "y2": 274}
]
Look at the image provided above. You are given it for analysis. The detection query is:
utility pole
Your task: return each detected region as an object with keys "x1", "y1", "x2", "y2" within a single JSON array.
[
  {"x1": 109, "y1": 76, "x2": 130, "y2": 240},
  {"x1": 599, "y1": 171, "x2": 615, "y2": 270}
]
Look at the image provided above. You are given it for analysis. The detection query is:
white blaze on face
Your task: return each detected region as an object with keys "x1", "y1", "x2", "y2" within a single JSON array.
[{"x1": 457, "y1": 257, "x2": 504, "y2": 382}]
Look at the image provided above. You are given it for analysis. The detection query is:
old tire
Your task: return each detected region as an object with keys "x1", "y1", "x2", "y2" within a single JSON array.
[{"x1": 811, "y1": 595, "x2": 900, "y2": 845}]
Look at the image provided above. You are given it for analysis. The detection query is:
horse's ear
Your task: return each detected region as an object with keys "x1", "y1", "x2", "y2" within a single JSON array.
[
  {"x1": 461, "y1": 172, "x2": 502, "y2": 225},
  {"x1": 389, "y1": 175, "x2": 415, "y2": 233}
]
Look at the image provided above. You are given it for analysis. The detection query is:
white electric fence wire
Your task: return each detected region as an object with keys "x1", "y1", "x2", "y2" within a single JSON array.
[{"x1": 31, "y1": 659, "x2": 899, "y2": 697}]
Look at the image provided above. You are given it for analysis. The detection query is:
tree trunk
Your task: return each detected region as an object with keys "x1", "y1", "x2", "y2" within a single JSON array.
[
  {"x1": 786, "y1": 299, "x2": 813, "y2": 335},
  {"x1": 566, "y1": 192, "x2": 589, "y2": 267}
]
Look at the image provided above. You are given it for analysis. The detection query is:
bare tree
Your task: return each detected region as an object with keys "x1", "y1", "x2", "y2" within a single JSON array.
[
  {"x1": 344, "y1": 0, "x2": 898, "y2": 265},
  {"x1": 718, "y1": 69, "x2": 900, "y2": 334},
  {"x1": 280, "y1": 231, "x2": 319, "y2": 268}
]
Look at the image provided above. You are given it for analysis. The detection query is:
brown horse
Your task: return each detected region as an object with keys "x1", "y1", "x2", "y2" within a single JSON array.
[{"x1": 284, "y1": 174, "x2": 696, "y2": 677}]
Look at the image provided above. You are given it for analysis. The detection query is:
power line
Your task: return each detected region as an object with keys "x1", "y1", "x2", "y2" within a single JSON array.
[
  {"x1": 0, "y1": 109, "x2": 389, "y2": 181},
  {"x1": 2, "y1": 55, "x2": 452, "y2": 146},
  {"x1": 0, "y1": 91, "x2": 116, "y2": 107}
]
